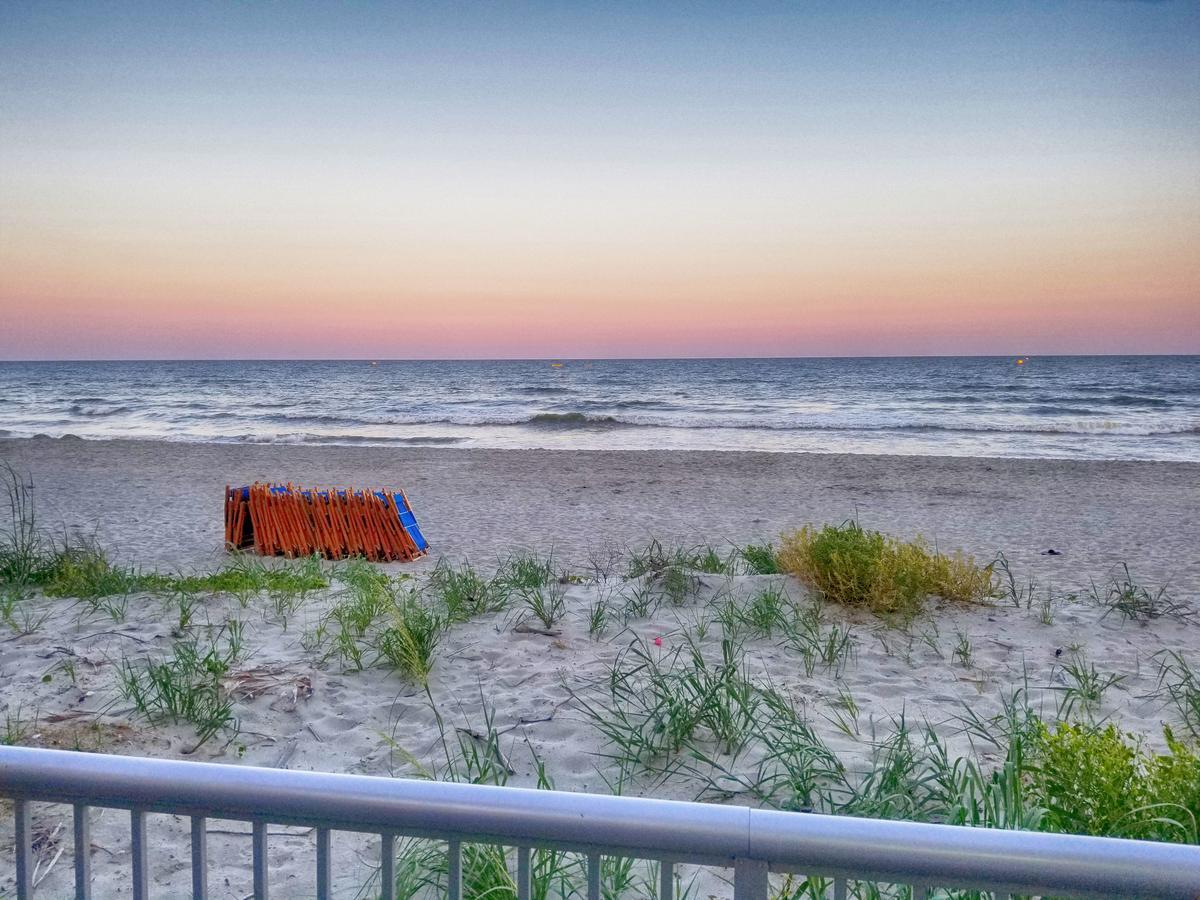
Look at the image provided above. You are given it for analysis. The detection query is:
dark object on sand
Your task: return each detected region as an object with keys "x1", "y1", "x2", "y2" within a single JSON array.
[{"x1": 1042, "y1": 549, "x2": 1062, "y2": 556}]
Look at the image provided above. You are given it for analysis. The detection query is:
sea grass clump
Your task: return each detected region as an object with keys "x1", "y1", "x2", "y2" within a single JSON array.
[{"x1": 777, "y1": 521, "x2": 996, "y2": 616}]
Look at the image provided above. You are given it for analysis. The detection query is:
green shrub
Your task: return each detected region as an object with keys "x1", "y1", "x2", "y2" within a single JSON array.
[
  {"x1": 777, "y1": 521, "x2": 995, "y2": 616},
  {"x1": 1029, "y1": 722, "x2": 1198, "y2": 843}
]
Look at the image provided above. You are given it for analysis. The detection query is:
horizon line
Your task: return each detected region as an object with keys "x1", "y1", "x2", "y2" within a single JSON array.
[{"x1": 1, "y1": 352, "x2": 1198, "y2": 364}]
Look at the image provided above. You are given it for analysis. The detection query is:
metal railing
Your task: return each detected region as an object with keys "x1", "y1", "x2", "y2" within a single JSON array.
[{"x1": 3, "y1": 746, "x2": 1199, "y2": 899}]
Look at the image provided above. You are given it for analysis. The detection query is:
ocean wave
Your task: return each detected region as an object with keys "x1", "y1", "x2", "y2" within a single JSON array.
[
  {"x1": 525, "y1": 412, "x2": 625, "y2": 428},
  {"x1": 264, "y1": 412, "x2": 367, "y2": 427},
  {"x1": 926, "y1": 394, "x2": 987, "y2": 404},
  {"x1": 69, "y1": 404, "x2": 132, "y2": 417},
  {"x1": 850, "y1": 422, "x2": 1200, "y2": 437},
  {"x1": 225, "y1": 432, "x2": 468, "y2": 446},
  {"x1": 422, "y1": 412, "x2": 1200, "y2": 436},
  {"x1": 1026, "y1": 405, "x2": 1104, "y2": 417},
  {"x1": 518, "y1": 386, "x2": 574, "y2": 395},
  {"x1": 1107, "y1": 394, "x2": 1171, "y2": 408}
]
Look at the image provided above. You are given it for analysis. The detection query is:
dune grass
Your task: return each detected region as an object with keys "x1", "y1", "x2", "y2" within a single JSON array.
[
  {"x1": 1051, "y1": 649, "x2": 1125, "y2": 721},
  {"x1": 308, "y1": 559, "x2": 444, "y2": 681},
  {"x1": 1156, "y1": 650, "x2": 1200, "y2": 740},
  {"x1": 384, "y1": 696, "x2": 687, "y2": 900},
  {"x1": 375, "y1": 597, "x2": 443, "y2": 685},
  {"x1": 574, "y1": 636, "x2": 763, "y2": 776},
  {"x1": 428, "y1": 558, "x2": 508, "y2": 623},
  {"x1": 498, "y1": 549, "x2": 557, "y2": 591},
  {"x1": 566, "y1": 621, "x2": 1200, "y2": 851},
  {"x1": 777, "y1": 521, "x2": 997, "y2": 616},
  {"x1": 116, "y1": 620, "x2": 245, "y2": 747},
  {"x1": 626, "y1": 539, "x2": 733, "y2": 579},
  {"x1": 518, "y1": 580, "x2": 568, "y2": 630},
  {"x1": 175, "y1": 554, "x2": 328, "y2": 597},
  {"x1": 1092, "y1": 563, "x2": 1187, "y2": 622},
  {"x1": 739, "y1": 542, "x2": 782, "y2": 575},
  {"x1": 2, "y1": 701, "x2": 33, "y2": 746}
]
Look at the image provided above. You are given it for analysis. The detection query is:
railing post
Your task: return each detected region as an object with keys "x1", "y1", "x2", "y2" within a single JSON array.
[
  {"x1": 315, "y1": 827, "x2": 331, "y2": 900},
  {"x1": 659, "y1": 859, "x2": 674, "y2": 900},
  {"x1": 252, "y1": 821, "x2": 268, "y2": 899},
  {"x1": 733, "y1": 858, "x2": 769, "y2": 900},
  {"x1": 130, "y1": 809, "x2": 149, "y2": 900},
  {"x1": 14, "y1": 799, "x2": 32, "y2": 900},
  {"x1": 191, "y1": 816, "x2": 207, "y2": 900},
  {"x1": 380, "y1": 832, "x2": 396, "y2": 900},
  {"x1": 447, "y1": 839, "x2": 462, "y2": 900},
  {"x1": 587, "y1": 850, "x2": 601, "y2": 900},
  {"x1": 74, "y1": 803, "x2": 91, "y2": 900},
  {"x1": 516, "y1": 845, "x2": 531, "y2": 900}
]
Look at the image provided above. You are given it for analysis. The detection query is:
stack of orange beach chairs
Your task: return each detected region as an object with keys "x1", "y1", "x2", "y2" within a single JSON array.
[{"x1": 224, "y1": 482, "x2": 429, "y2": 562}]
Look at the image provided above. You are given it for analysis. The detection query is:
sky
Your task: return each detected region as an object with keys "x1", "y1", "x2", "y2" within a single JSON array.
[{"x1": 1, "y1": 1, "x2": 1198, "y2": 360}]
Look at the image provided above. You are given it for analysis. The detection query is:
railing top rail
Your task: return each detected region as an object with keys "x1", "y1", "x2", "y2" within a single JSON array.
[{"x1": 3, "y1": 746, "x2": 1200, "y2": 898}]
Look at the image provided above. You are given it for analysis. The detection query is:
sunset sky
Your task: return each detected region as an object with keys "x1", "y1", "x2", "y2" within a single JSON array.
[{"x1": 1, "y1": 1, "x2": 1198, "y2": 360}]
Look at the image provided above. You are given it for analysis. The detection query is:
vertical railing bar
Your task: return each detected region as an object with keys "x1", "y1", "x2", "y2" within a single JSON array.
[
  {"x1": 190, "y1": 816, "x2": 207, "y2": 900},
  {"x1": 315, "y1": 827, "x2": 332, "y2": 900},
  {"x1": 15, "y1": 799, "x2": 32, "y2": 900},
  {"x1": 516, "y1": 845, "x2": 531, "y2": 900},
  {"x1": 73, "y1": 803, "x2": 91, "y2": 900},
  {"x1": 379, "y1": 832, "x2": 396, "y2": 900},
  {"x1": 659, "y1": 858, "x2": 674, "y2": 900},
  {"x1": 587, "y1": 850, "x2": 601, "y2": 900},
  {"x1": 130, "y1": 809, "x2": 149, "y2": 900},
  {"x1": 447, "y1": 840, "x2": 462, "y2": 900},
  {"x1": 252, "y1": 820, "x2": 269, "y2": 900},
  {"x1": 733, "y1": 858, "x2": 769, "y2": 900},
  {"x1": 834, "y1": 876, "x2": 847, "y2": 900}
]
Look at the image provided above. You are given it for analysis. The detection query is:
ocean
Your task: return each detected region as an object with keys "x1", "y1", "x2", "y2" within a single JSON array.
[{"x1": 0, "y1": 357, "x2": 1197, "y2": 462}]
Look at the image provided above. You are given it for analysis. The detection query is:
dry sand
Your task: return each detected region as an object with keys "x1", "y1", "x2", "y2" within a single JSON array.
[
  {"x1": 1, "y1": 437, "x2": 1198, "y2": 898},
  {"x1": 3, "y1": 437, "x2": 1199, "y2": 593}
]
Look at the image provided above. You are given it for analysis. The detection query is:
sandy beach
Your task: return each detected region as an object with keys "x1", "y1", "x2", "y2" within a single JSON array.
[
  {"x1": 2, "y1": 437, "x2": 1198, "y2": 897},
  {"x1": 3, "y1": 437, "x2": 1198, "y2": 593}
]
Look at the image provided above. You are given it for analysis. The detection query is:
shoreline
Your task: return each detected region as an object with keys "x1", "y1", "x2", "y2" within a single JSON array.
[
  {"x1": 10, "y1": 429, "x2": 1200, "y2": 462},
  {"x1": 3, "y1": 430, "x2": 1197, "y2": 465}
]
